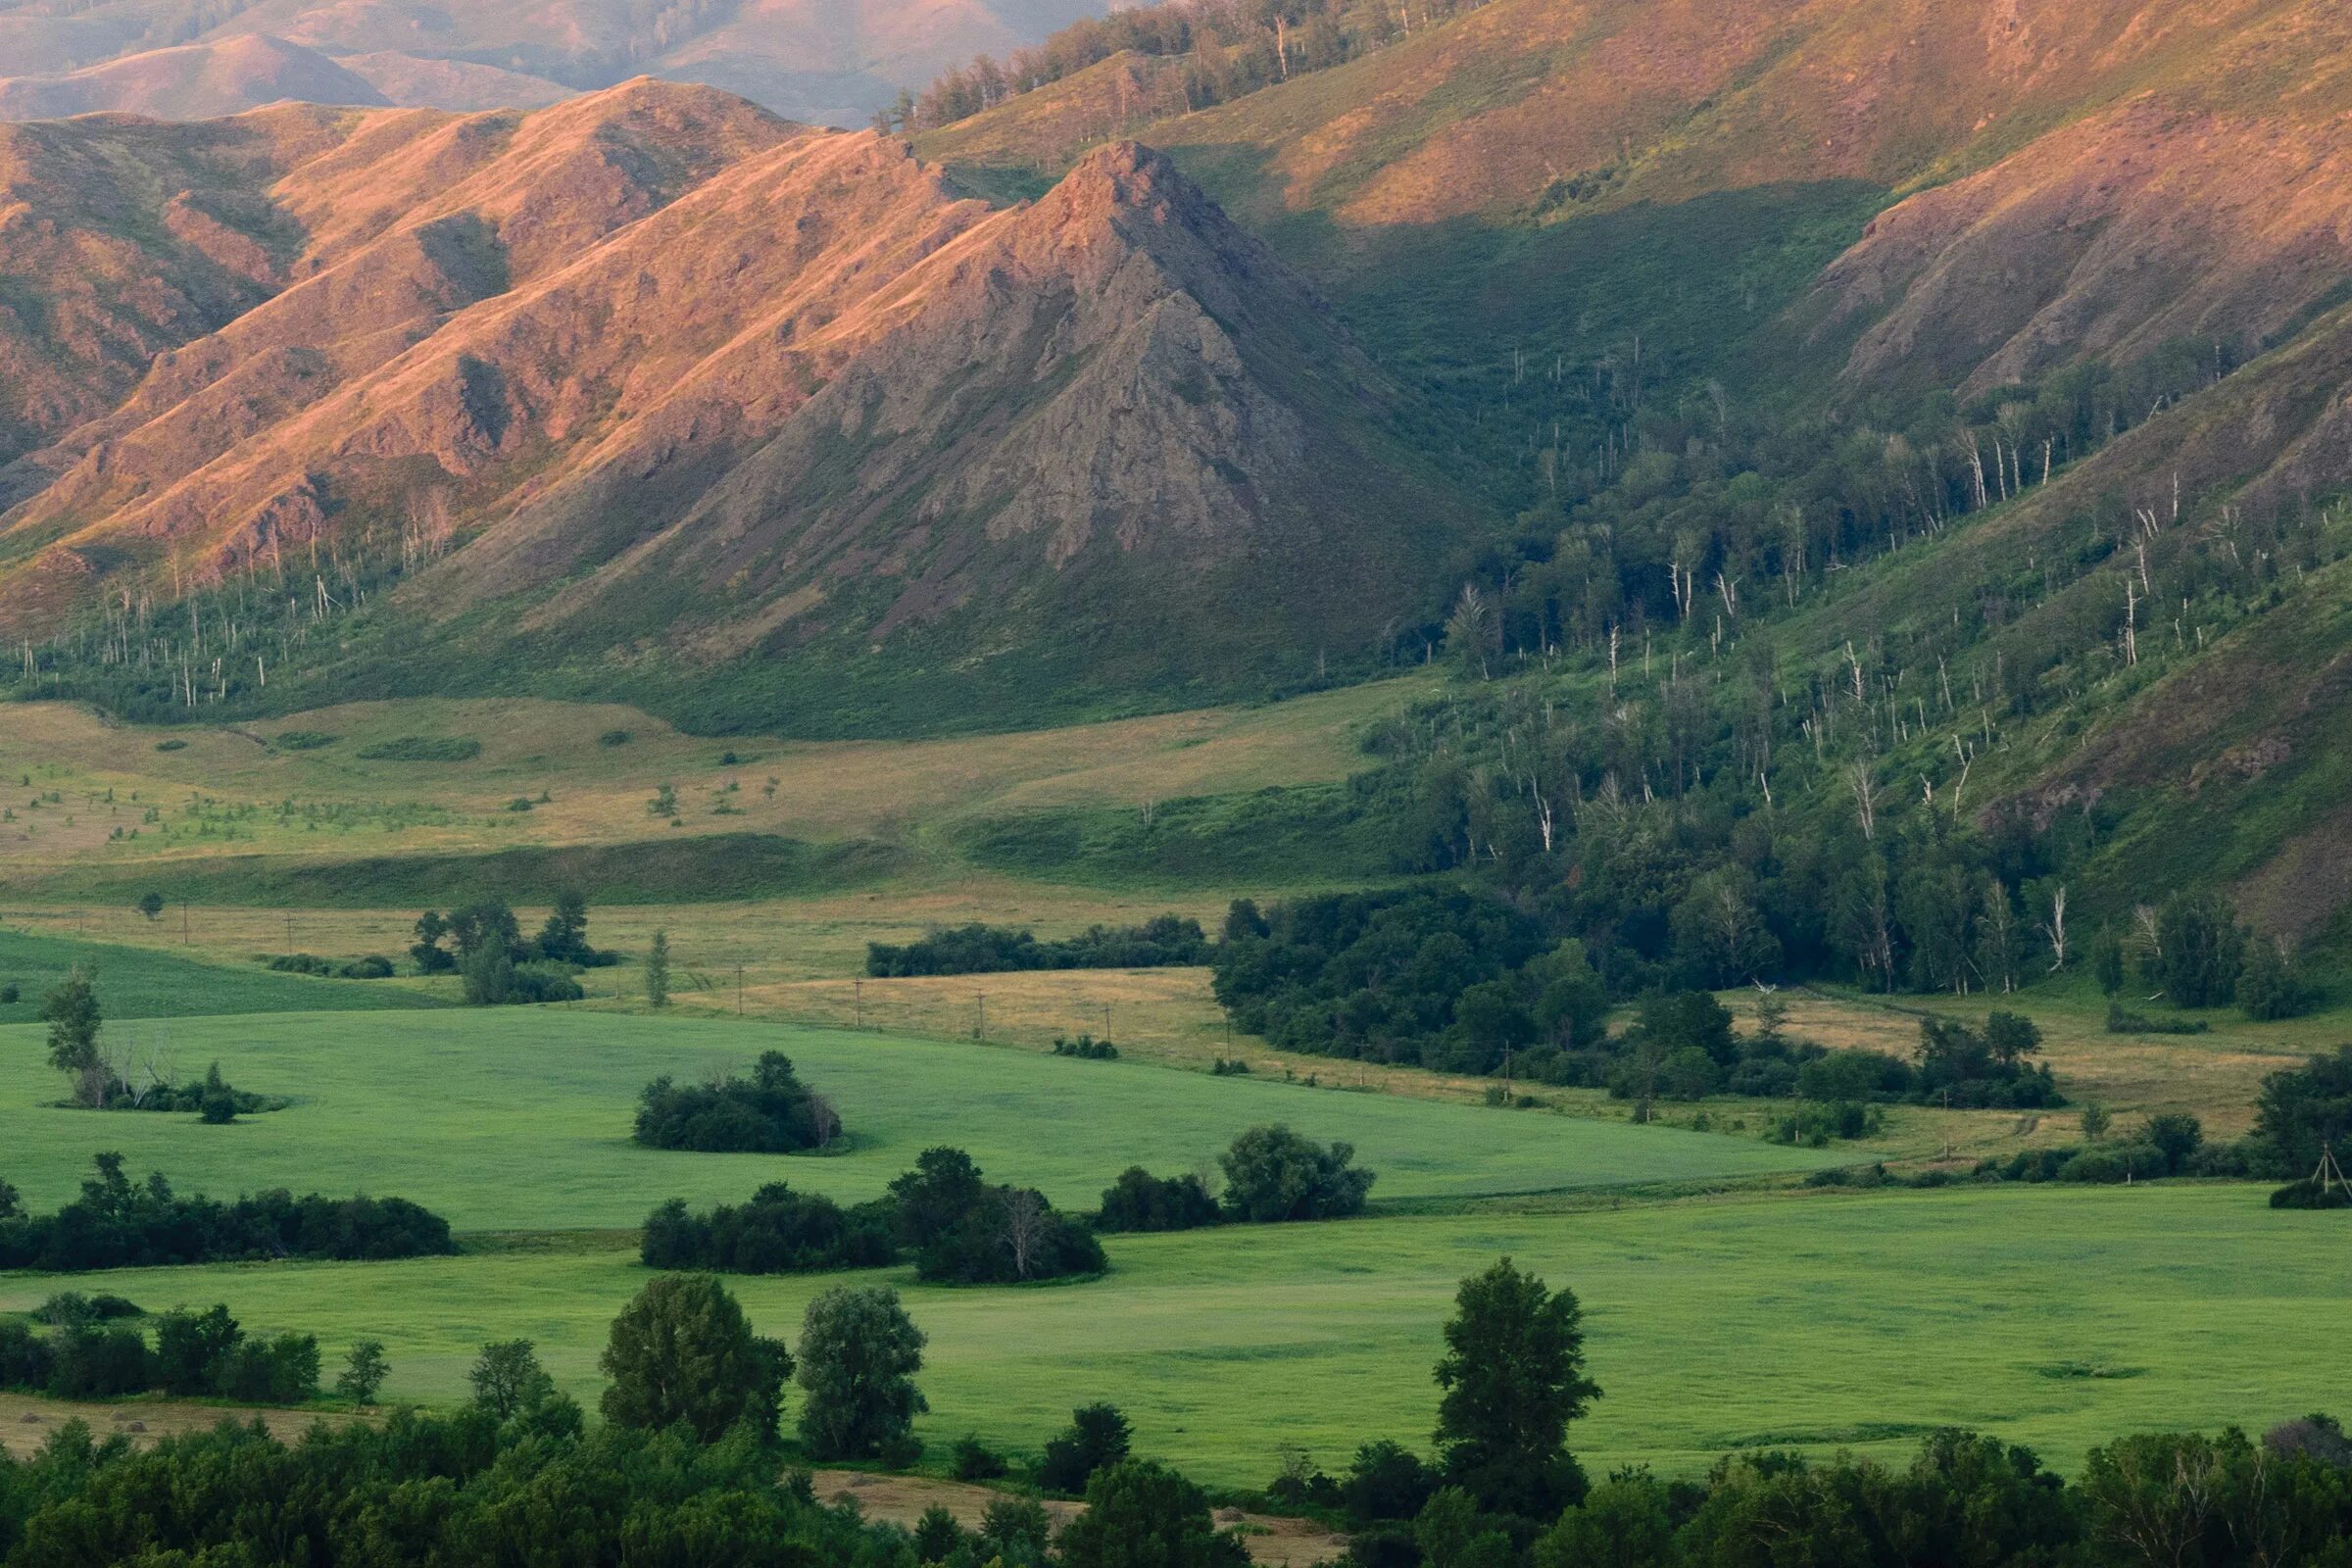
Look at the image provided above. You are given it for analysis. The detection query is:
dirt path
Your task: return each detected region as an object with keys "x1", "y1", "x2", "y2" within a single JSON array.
[
  {"x1": 0, "y1": 1391, "x2": 365, "y2": 1458},
  {"x1": 812, "y1": 1469, "x2": 1349, "y2": 1566}
]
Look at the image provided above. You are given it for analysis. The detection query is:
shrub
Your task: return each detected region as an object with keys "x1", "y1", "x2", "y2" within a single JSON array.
[
  {"x1": 1052, "y1": 1033, "x2": 1120, "y2": 1059},
  {"x1": 634, "y1": 1053, "x2": 839, "y2": 1153},
  {"x1": 2254, "y1": 1047, "x2": 2352, "y2": 1176},
  {"x1": 213, "y1": 1332, "x2": 322, "y2": 1403},
  {"x1": 1058, "y1": 1460, "x2": 1249, "y2": 1568},
  {"x1": 869, "y1": 916, "x2": 1208, "y2": 976},
  {"x1": 34, "y1": 1292, "x2": 141, "y2": 1324},
  {"x1": 1097, "y1": 1167, "x2": 1221, "y2": 1233},
  {"x1": 0, "y1": 1154, "x2": 456, "y2": 1271},
  {"x1": 154, "y1": 738, "x2": 187, "y2": 752},
  {"x1": 356, "y1": 736, "x2": 482, "y2": 761},
  {"x1": 598, "y1": 728, "x2": 633, "y2": 746},
  {"x1": 2239, "y1": 940, "x2": 2320, "y2": 1021},
  {"x1": 887, "y1": 1148, "x2": 1104, "y2": 1286},
  {"x1": 1342, "y1": 1439, "x2": 1439, "y2": 1524},
  {"x1": 2143, "y1": 893, "x2": 2246, "y2": 1006},
  {"x1": 2106, "y1": 1003, "x2": 2209, "y2": 1036},
  {"x1": 2143, "y1": 1112, "x2": 2204, "y2": 1174},
  {"x1": 337, "y1": 1340, "x2": 390, "y2": 1404},
  {"x1": 2270, "y1": 1179, "x2": 2352, "y2": 1209},
  {"x1": 640, "y1": 1185, "x2": 896, "y2": 1274},
  {"x1": 1218, "y1": 1125, "x2": 1375, "y2": 1222},
  {"x1": 1038, "y1": 1402, "x2": 1133, "y2": 1494},
  {"x1": 47, "y1": 1321, "x2": 151, "y2": 1397},
  {"x1": 1796, "y1": 1049, "x2": 1912, "y2": 1102},
  {"x1": 954, "y1": 1435, "x2": 1009, "y2": 1480},
  {"x1": 2056, "y1": 1150, "x2": 2127, "y2": 1185}
]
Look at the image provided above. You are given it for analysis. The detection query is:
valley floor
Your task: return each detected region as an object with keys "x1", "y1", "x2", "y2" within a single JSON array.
[{"x1": 2, "y1": 690, "x2": 2346, "y2": 1499}]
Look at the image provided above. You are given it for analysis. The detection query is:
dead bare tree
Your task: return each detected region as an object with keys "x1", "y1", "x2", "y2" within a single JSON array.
[
  {"x1": 807, "y1": 1093, "x2": 841, "y2": 1151},
  {"x1": 2040, "y1": 886, "x2": 2070, "y2": 972},
  {"x1": 1846, "y1": 758, "x2": 1879, "y2": 841},
  {"x1": 998, "y1": 1188, "x2": 1049, "y2": 1281}
]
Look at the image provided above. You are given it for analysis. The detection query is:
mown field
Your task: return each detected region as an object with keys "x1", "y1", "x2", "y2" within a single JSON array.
[
  {"x1": 0, "y1": 1007, "x2": 1832, "y2": 1228},
  {"x1": 2, "y1": 1188, "x2": 2340, "y2": 1485}
]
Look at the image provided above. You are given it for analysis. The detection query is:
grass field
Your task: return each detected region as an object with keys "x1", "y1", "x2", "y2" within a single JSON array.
[
  {"x1": 0, "y1": 927, "x2": 443, "y2": 1024},
  {"x1": 0, "y1": 680, "x2": 1428, "y2": 902},
  {"x1": 0, "y1": 1008, "x2": 1832, "y2": 1228},
  {"x1": 3, "y1": 1187, "x2": 2339, "y2": 1484}
]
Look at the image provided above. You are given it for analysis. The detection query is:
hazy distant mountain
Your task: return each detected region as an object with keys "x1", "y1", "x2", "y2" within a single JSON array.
[
  {"x1": 0, "y1": 0, "x2": 1112, "y2": 125},
  {"x1": 0, "y1": 34, "x2": 391, "y2": 120}
]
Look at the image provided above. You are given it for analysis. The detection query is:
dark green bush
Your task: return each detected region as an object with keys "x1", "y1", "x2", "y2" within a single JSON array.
[
  {"x1": 356, "y1": 736, "x2": 482, "y2": 761},
  {"x1": 634, "y1": 1052, "x2": 839, "y2": 1153},
  {"x1": 1097, "y1": 1168, "x2": 1221, "y2": 1233}
]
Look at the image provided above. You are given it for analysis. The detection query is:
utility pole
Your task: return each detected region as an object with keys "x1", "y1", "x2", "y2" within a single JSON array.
[{"x1": 854, "y1": 978, "x2": 862, "y2": 1029}]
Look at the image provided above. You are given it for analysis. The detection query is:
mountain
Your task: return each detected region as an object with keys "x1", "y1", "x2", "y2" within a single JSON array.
[
  {"x1": 0, "y1": 34, "x2": 389, "y2": 120},
  {"x1": 893, "y1": 0, "x2": 2352, "y2": 945},
  {"x1": 0, "y1": 0, "x2": 1113, "y2": 127},
  {"x1": 0, "y1": 80, "x2": 1472, "y2": 730}
]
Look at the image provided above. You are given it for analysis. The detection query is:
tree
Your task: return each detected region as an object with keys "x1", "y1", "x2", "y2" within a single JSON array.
[
  {"x1": 1534, "y1": 1472, "x2": 1674, "y2": 1568},
  {"x1": 795, "y1": 1286, "x2": 927, "y2": 1461},
  {"x1": 1632, "y1": 990, "x2": 1736, "y2": 1066},
  {"x1": 154, "y1": 1304, "x2": 241, "y2": 1396},
  {"x1": 40, "y1": 968, "x2": 104, "y2": 1107},
  {"x1": 1217, "y1": 1125, "x2": 1375, "y2": 1222},
  {"x1": 468, "y1": 1340, "x2": 556, "y2": 1420},
  {"x1": 2143, "y1": 1112, "x2": 2202, "y2": 1174},
  {"x1": 2091, "y1": 924, "x2": 2126, "y2": 996},
  {"x1": 537, "y1": 888, "x2": 592, "y2": 964},
  {"x1": 1040, "y1": 1402, "x2": 1134, "y2": 1494},
  {"x1": 337, "y1": 1341, "x2": 389, "y2": 1404},
  {"x1": 2080, "y1": 1102, "x2": 2113, "y2": 1142},
  {"x1": 198, "y1": 1061, "x2": 237, "y2": 1124},
  {"x1": 411, "y1": 910, "x2": 456, "y2": 974},
  {"x1": 889, "y1": 1148, "x2": 988, "y2": 1250},
  {"x1": 1528, "y1": 940, "x2": 1607, "y2": 1050},
  {"x1": 135, "y1": 892, "x2": 165, "y2": 922},
  {"x1": 2238, "y1": 939, "x2": 2318, "y2": 1021},
  {"x1": 1433, "y1": 1257, "x2": 1598, "y2": 1519},
  {"x1": 2143, "y1": 893, "x2": 2245, "y2": 1007},
  {"x1": 646, "y1": 929, "x2": 671, "y2": 1008},
  {"x1": 1341, "y1": 1440, "x2": 1437, "y2": 1523},
  {"x1": 1670, "y1": 868, "x2": 1779, "y2": 986},
  {"x1": 600, "y1": 1273, "x2": 790, "y2": 1442},
  {"x1": 2254, "y1": 1047, "x2": 2352, "y2": 1175},
  {"x1": 1448, "y1": 980, "x2": 1534, "y2": 1075},
  {"x1": 446, "y1": 900, "x2": 520, "y2": 961},
  {"x1": 460, "y1": 944, "x2": 515, "y2": 1005},
  {"x1": 1056, "y1": 1460, "x2": 1250, "y2": 1568}
]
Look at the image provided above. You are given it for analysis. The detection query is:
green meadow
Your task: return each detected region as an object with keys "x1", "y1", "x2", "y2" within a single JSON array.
[
  {"x1": 0, "y1": 1007, "x2": 1829, "y2": 1227},
  {"x1": 2, "y1": 1188, "x2": 2340, "y2": 1484},
  {"x1": 0, "y1": 927, "x2": 443, "y2": 1024}
]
